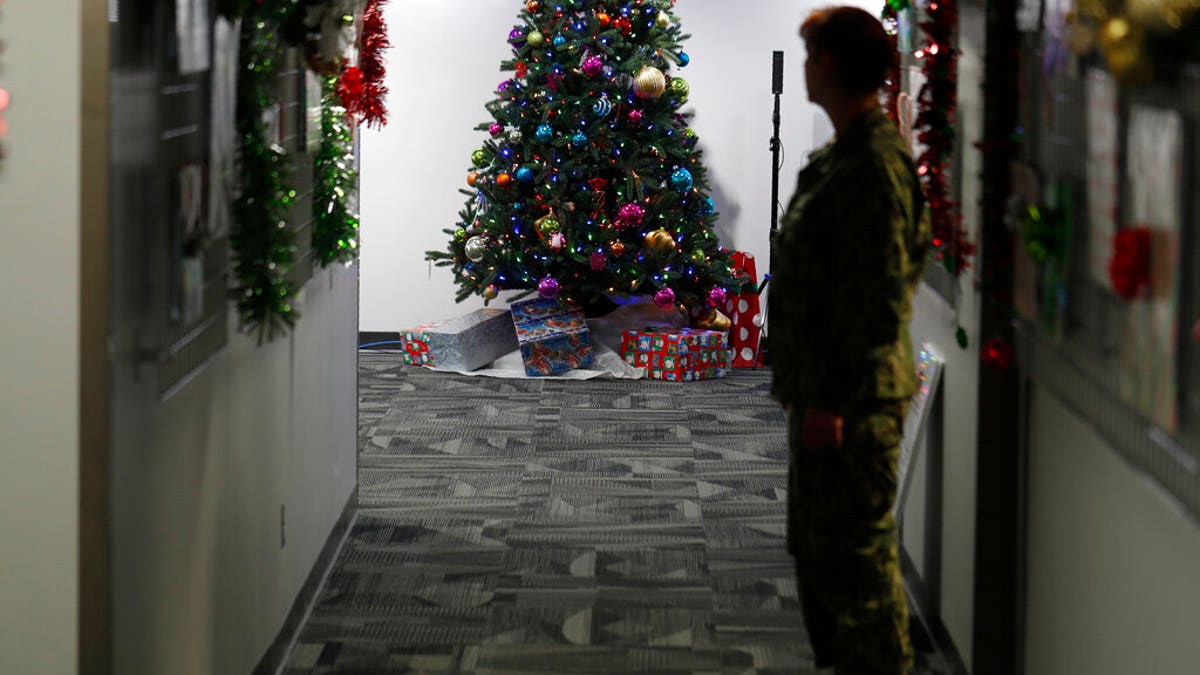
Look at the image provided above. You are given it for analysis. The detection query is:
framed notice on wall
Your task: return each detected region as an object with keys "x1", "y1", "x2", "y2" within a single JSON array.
[{"x1": 1120, "y1": 105, "x2": 1184, "y2": 433}]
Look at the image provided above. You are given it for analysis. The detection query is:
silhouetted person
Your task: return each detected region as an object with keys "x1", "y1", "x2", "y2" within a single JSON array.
[{"x1": 770, "y1": 7, "x2": 931, "y2": 673}]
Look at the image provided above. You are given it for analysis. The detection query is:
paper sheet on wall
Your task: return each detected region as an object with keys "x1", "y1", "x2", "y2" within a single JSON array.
[
  {"x1": 176, "y1": 0, "x2": 211, "y2": 74},
  {"x1": 1085, "y1": 69, "x2": 1119, "y2": 286},
  {"x1": 209, "y1": 17, "x2": 240, "y2": 240},
  {"x1": 1121, "y1": 105, "x2": 1183, "y2": 432}
]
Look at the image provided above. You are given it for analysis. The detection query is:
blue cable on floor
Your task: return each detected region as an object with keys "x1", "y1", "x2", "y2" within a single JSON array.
[{"x1": 358, "y1": 340, "x2": 405, "y2": 349}]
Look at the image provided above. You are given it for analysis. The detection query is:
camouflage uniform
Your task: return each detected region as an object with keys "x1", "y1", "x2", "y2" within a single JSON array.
[{"x1": 769, "y1": 107, "x2": 930, "y2": 674}]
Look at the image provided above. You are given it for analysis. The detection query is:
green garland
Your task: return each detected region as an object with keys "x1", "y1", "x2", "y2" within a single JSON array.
[
  {"x1": 230, "y1": 1, "x2": 300, "y2": 343},
  {"x1": 312, "y1": 75, "x2": 360, "y2": 267}
]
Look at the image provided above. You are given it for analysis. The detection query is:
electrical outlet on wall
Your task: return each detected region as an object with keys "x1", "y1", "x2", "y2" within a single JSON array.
[{"x1": 280, "y1": 504, "x2": 287, "y2": 548}]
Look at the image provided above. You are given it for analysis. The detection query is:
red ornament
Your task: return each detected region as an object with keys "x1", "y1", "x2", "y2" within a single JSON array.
[
  {"x1": 981, "y1": 338, "x2": 1015, "y2": 369},
  {"x1": 614, "y1": 16, "x2": 632, "y2": 34},
  {"x1": 1107, "y1": 226, "x2": 1152, "y2": 300},
  {"x1": 515, "y1": 61, "x2": 528, "y2": 79},
  {"x1": 588, "y1": 177, "x2": 608, "y2": 191},
  {"x1": 590, "y1": 252, "x2": 607, "y2": 271}
]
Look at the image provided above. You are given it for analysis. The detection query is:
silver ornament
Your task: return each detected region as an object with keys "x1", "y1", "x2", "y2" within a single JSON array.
[
  {"x1": 508, "y1": 129, "x2": 523, "y2": 143},
  {"x1": 465, "y1": 236, "x2": 489, "y2": 262}
]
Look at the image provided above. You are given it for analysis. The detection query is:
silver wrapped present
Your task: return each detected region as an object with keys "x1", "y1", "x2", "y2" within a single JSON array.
[{"x1": 402, "y1": 308, "x2": 518, "y2": 371}]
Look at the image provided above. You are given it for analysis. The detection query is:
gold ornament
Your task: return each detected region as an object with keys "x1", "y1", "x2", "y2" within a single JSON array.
[
  {"x1": 633, "y1": 66, "x2": 667, "y2": 99},
  {"x1": 483, "y1": 284, "x2": 499, "y2": 300},
  {"x1": 610, "y1": 240, "x2": 626, "y2": 257},
  {"x1": 655, "y1": 11, "x2": 671, "y2": 29},
  {"x1": 695, "y1": 308, "x2": 732, "y2": 332},
  {"x1": 645, "y1": 228, "x2": 675, "y2": 254},
  {"x1": 535, "y1": 213, "x2": 561, "y2": 238}
]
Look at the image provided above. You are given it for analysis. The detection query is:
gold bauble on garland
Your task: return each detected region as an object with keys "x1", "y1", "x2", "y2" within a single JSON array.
[
  {"x1": 633, "y1": 66, "x2": 667, "y2": 99},
  {"x1": 1098, "y1": 16, "x2": 1154, "y2": 82}
]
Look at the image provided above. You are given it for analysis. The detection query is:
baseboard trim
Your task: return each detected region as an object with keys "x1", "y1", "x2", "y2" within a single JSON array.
[
  {"x1": 253, "y1": 487, "x2": 358, "y2": 675},
  {"x1": 358, "y1": 331, "x2": 401, "y2": 350},
  {"x1": 901, "y1": 546, "x2": 970, "y2": 675}
]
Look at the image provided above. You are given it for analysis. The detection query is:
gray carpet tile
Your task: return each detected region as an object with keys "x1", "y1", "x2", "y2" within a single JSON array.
[{"x1": 283, "y1": 353, "x2": 949, "y2": 674}]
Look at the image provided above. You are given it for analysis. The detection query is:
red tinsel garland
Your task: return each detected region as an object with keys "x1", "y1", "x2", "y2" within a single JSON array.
[
  {"x1": 915, "y1": 0, "x2": 974, "y2": 277},
  {"x1": 341, "y1": 0, "x2": 390, "y2": 128}
]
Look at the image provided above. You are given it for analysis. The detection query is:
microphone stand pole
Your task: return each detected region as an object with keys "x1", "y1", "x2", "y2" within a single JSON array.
[{"x1": 756, "y1": 76, "x2": 783, "y2": 370}]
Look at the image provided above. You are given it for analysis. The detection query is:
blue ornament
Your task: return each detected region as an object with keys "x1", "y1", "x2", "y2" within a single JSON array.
[
  {"x1": 572, "y1": 131, "x2": 588, "y2": 146},
  {"x1": 592, "y1": 95, "x2": 613, "y2": 117},
  {"x1": 553, "y1": 34, "x2": 567, "y2": 47},
  {"x1": 678, "y1": 52, "x2": 690, "y2": 67},
  {"x1": 536, "y1": 124, "x2": 554, "y2": 143},
  {"x1": 671, "y1": 168, "x2": 694, "y2": 192},
  {"x1": 700, "y1": 197, "x2": 715, "y2": 215},
  {"x1": 517, "y1": 166, "x2": 535, "y2": 183}
]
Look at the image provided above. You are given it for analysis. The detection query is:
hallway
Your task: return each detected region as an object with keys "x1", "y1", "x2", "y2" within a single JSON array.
[{"x1": 281, "y1": 354, "x2": 948, "y2": 674}]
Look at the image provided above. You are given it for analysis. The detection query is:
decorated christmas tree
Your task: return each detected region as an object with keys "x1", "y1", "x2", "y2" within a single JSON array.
[{"x1": 427, "y1": 0, "x2": 741, "y2": 327}]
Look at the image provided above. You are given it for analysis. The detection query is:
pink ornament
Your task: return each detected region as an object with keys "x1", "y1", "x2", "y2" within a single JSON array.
[
  {"x1": 582, "y1": 55, "x2": 604, "y2": 77},
  {"x1": 590, "y1": 252, "x2": 606, "y2": 271},
  {"x1": 627, "y1": 109, "x2": 644, "y2": 124},
  {"x1": 548, "y1": 232, "x2": 567, "y2": 251},
  {"x1": 616, "y1": 203, "x2": 644, "y2": 229},
  {"x1": 706, "y1": 286, "x2": 728, "y2": 308},
  {"x1": 654, "y1": 287, "x2": 676, "y2": 309},
  {"x1": 538, "y1": 275, "x2": 561, "y2": 299},
  {"x1": 489, "y1": 122, "x2": 504, "y2": 137}
]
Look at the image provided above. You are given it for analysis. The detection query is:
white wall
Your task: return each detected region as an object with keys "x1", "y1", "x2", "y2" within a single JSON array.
[
  {"x1": 360, "y1": 0, "x2": 875, "y2": 331},
  {"x1": 1025, "y1": 386, "x2": 1200, "y2": 675},
  {"x1": 109, "y1": 266, "x2": 359, "y2": 675},
  {"x1": 0, "y1": 0, "x2": 83, "y2": 672},
  {"x1": 901, "y1": 3, "x2": 987, "y2": 665}
]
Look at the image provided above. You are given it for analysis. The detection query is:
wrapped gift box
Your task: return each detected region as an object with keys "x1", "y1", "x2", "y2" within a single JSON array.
[
  {"x1": 725, "y1": 251, "x2": 763, "y2": 368},
  {"x1": 400, "y1": 308, "x2": 518, "y2": 371},
  {"x1": 510, "y1": 297, "x2": 595, "y2": 376},
  {"x1": 620, "y1": 327, "x2": 731, "y2": 381}
]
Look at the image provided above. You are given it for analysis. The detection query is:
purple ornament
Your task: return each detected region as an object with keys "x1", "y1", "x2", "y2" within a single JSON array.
[
  {"x1": 627, "y1": 109, "x2": 644, "y2": 124},
  {"x1": 654, "y1": 287, "x2": 676, "y2": 309},
  {"x1": 707, "y1": 286, "x2": 728, "y2": 308},
  {"x1": 616, "y1": 203, "x2": 644, "y2": 229},
  {"x1": 497, "y1": 80, "x2": 513, "y2": 93},
  {"x1": 538, "y1": 276, "x2": 561, "y2": 299},
  {"x1": 582, "y1": 55, "x2": 604, "y2": 77},
  {"x1": 489, "y1": 122, "x2": 503, "y2": 137},
  {"x1": 509, "y1": 27, "x2": 526, "y2": 43}
]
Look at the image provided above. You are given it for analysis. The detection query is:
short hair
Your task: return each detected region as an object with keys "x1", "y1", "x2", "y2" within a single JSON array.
[{"x1": 800, "y1": 7, "x2": 898, "y2": 96}]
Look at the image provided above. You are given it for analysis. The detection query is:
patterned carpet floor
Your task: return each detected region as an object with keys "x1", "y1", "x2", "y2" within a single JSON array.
[{"x1": 282, "y1": 353, "x2": 949, "y2": 674}]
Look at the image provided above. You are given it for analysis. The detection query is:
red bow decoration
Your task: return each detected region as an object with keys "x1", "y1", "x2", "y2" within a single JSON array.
[{"x1": 1107, "y1": 226, "x2": 1152, "y2": 300}]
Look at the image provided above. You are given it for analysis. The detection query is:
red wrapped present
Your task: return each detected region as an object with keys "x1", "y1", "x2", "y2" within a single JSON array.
[
  {"x1": 620, "y1": 327, "x2": 731, "y2": 382},
  {"x1": 724, "y1": 251, "x2": 762, "y2": 368}
]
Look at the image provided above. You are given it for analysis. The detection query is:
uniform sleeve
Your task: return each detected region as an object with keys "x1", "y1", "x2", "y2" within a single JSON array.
[{"x1": 824, "y1": 173, "x2": 911, "y2": 400}]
